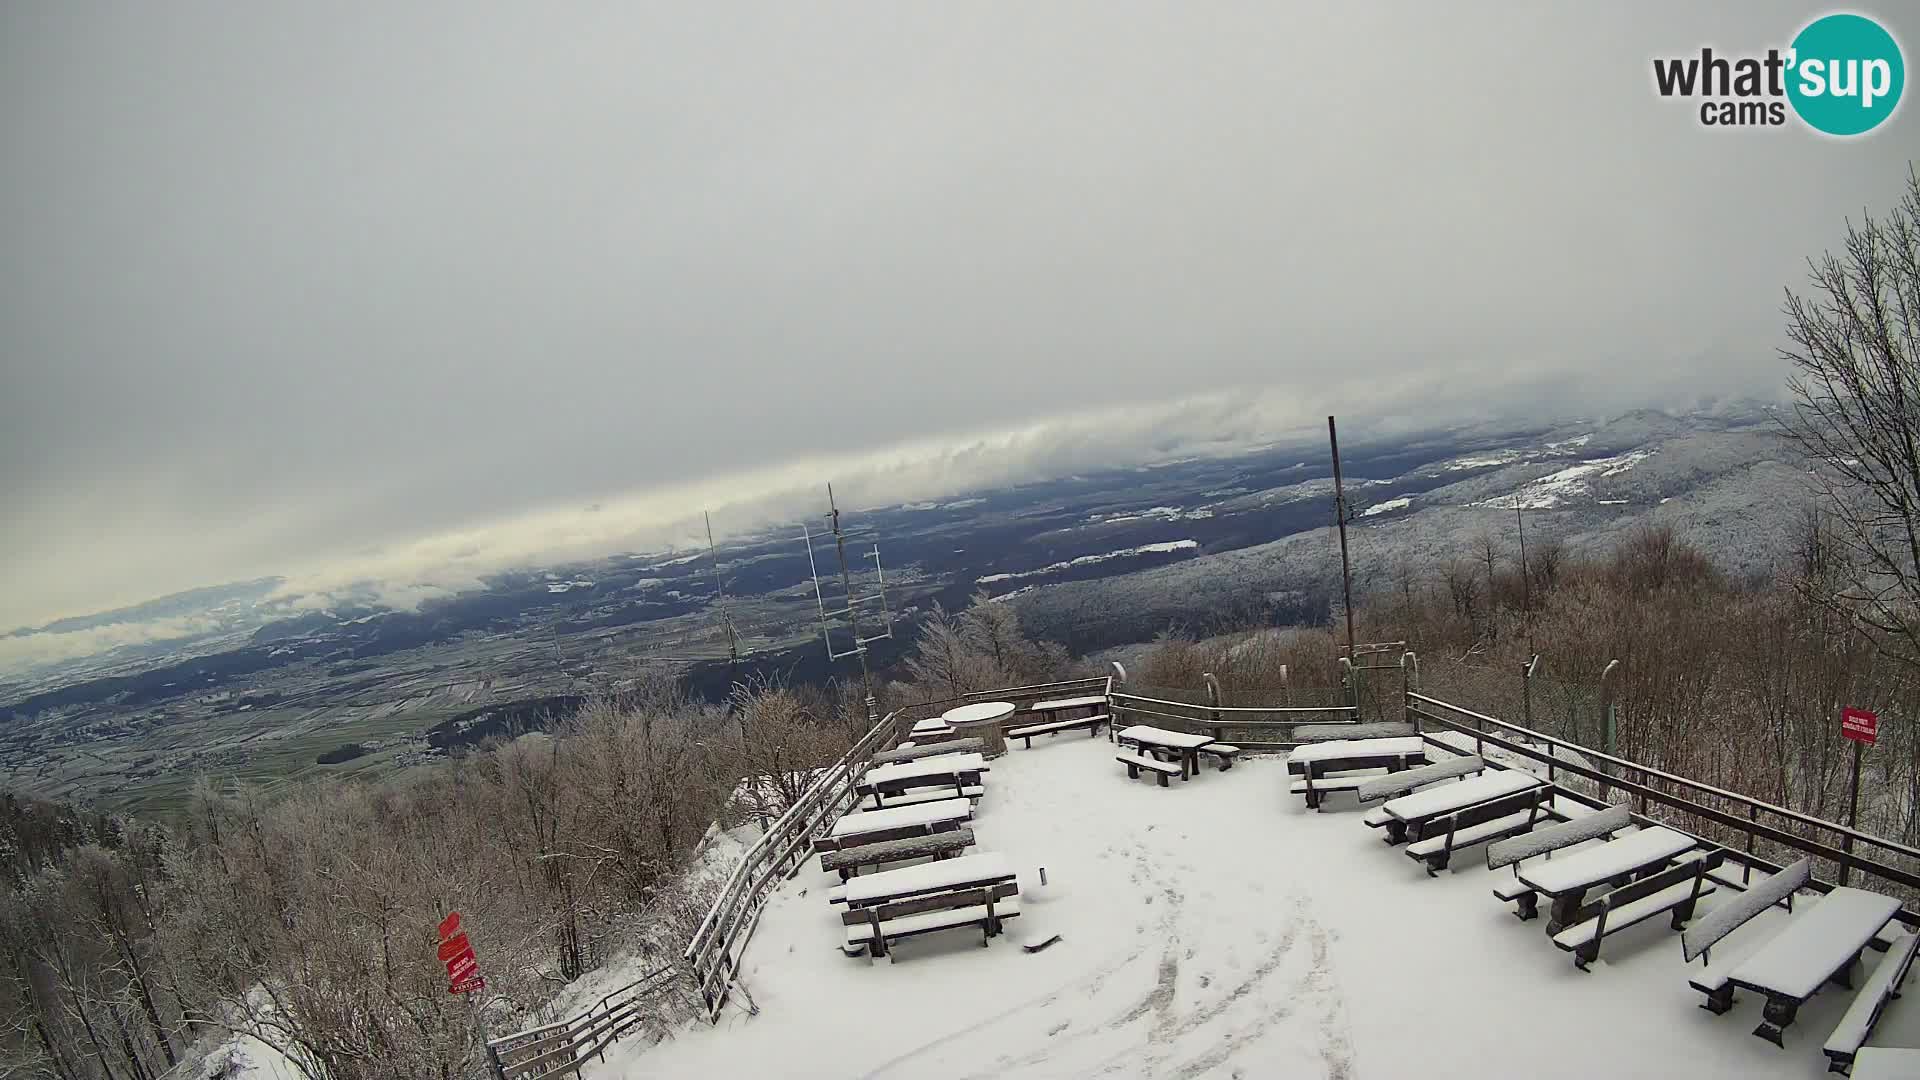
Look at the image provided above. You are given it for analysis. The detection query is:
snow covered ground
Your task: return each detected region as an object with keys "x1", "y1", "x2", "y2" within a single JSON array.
[{"x1": 596, "y1": 738, "x2": 1919, "y2": 1079}]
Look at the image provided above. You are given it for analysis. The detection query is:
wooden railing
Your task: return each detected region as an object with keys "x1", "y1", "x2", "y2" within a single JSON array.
[
  {"x1": 1407, "y1": 691, "x2": 1920, "y2": 925},
  {"x1": 1108, "y1": 689, "x2": 1362, "y2": 750},
  {"x1": 486, "y1": 966, "x2": 680, "y2": 1079},
  {"x1": 680, "y1": 676, "x2": 1107, "y2": 1021}
]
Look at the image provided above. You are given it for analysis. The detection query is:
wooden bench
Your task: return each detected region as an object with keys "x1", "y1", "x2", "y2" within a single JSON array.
[
  {"x1": 1118, "y1": 754, "x2": 1185, "y2": 786},
  {"x1": 1197, "y1": 743, "x2": 1239, "y2": 770},
  {"x1": 819, "y1": 827, "x2": 977, "y2": 882},
  {"x1": 1684, "y1": 857, "x2": 1811, "y2": 965},
  {"x1": 871, "y1": 738, "x2": 988, "y2": 766},
  {"x1": 842, "y1": 883, "x2": 1021, "y2": 960},
  {"x1": 1485, "y1": 804, "x2": 1631, "y2": 921},
  {"x1": 1552, "y1": 849, "x2": 1724, "y2": 971},
  {"x1": 1356, "y1": 755, "x2": 1487, "y2": 804},
  {"x1": 1006, "y1": 713, "x2": 1110, "y2": 748},
  {"x1": 1289, "y1": 749, "x2": 1425, "y2": 811},
  {"x1": 1825, "y1": 932, "x2": 1919, "y2": 1074},
  {"x1": 1404, "y1": 786, "x2": 1554, "y2": 876}
]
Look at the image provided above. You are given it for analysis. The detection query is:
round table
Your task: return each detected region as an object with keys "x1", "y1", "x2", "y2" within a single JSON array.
[{"x1": 942, "y1": 701, "x2": 1015, "y2": 758}]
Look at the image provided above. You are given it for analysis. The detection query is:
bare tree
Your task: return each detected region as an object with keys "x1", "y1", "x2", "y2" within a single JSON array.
[{"x1": 1781, "y1": 165, "x2": 1920, "y2": 668}]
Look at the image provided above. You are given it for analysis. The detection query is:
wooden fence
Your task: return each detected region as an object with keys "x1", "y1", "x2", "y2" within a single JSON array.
[
  {"x1": 486, "y1": 965, "x2": 680, "y2": 1079},
  {"x1": 1108, "y1": 689, "x2": 1364, "y2": 750},
  {"x1": 1408, "y1": 690, "x2": 1920, "y2": 924}
]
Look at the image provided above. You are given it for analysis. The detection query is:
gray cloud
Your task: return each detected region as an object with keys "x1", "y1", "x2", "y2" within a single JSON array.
[{"x1": 2, "y1": 1, "x2": 1912, "y2": 630}]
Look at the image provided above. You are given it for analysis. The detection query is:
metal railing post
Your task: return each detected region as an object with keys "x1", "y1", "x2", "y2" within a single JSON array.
[{"x1": 1746, "y1": 803, "x2": 1758, "y2": 885}]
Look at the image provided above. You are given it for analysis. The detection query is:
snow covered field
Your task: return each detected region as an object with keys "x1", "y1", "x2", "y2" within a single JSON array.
[{"x1": 597, "y1": 738, "x2": 1918, "y2": 1079}]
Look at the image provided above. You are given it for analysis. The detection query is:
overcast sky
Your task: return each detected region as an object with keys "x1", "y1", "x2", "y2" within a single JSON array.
[{"x1": 2, "y1": 2, "x2": 1913, "y2": 633}]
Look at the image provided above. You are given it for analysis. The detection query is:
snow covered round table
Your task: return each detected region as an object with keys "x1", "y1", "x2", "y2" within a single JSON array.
[{"x1": 942, "y1": 701, "x2": 1015, "y2": 758}]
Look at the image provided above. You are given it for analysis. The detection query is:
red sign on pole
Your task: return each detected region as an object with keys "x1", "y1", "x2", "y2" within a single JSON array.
[
  {"x1": 437, "y1": 911, "x2": 483, "y2": 995},
  {"x1": 1842, "y1": 707, "x2": 1878, "y2": 746}
]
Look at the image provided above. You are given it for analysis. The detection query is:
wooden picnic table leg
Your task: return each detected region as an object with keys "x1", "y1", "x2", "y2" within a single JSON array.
[
  {"x1": 1829, "y1": 950, "x2": 1863, "y2": 991},
  {"x1": 1546, "y1": 890, "x2": 1586, "y2": 935},
  {"x1": 1754, "y1": 995, "x2": 1799, "y2": 1047}
]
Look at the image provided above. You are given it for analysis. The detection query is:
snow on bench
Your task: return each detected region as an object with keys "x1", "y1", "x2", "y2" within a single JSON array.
[
  {"x1": 1404, "y1": 786, "x2": 1555, "y2": 876},
  {"x1": 1362, "y1": 807, "x2": 1394, "y2": 828},
  {"x1": 862, "y1": 753, "x2": 986, "y2": 787},
  {"x1": 871, "y1": 737, "x2": 987, "y2": 766},
  {"x1": 842, "y1": 851, "x2": 1014, "y2": 907},
  {"x1": 865, "y1": 785, "x2": 985, "y2": 810},
  {"x1": 1824, "y1": 932, "x2": 1919, "y2": 1073},
  {"x1": 1355, "y1": 755, "x2": 1485, "y2": 803},
  {"x1": 1682, "y1": 857, "x2": 1811, "y2": 964},
  {"x1": 1288, "y1": 736, "x2": 1426, "y2": 768},
  {"x1": 1487, "y1": 804, "x2": 1630, "y2": 871},
  {"x1": 1197, "y1": 744, "x2": 1240, "y2": 770},
  {"x1": 823, "y1": 798, "x2": 974, "y2": 849},
  {"x1": 842, "y1": 892, "x2": 1022, "y2": 957},
  {"x1": 1550, "y1": 850, "x2": 1724, "y2": 971},
  {"x1": 819, "y1": 827, "x2": 976, "y2": 882},
  {"x1": 1119, "y1": 754, "x2": 1185, "y2": 786},
  {"x1": 1381, "y1": 768, "x2": 1544, "y2": 824},
  {"x1": 1517, "y1": 826, "x2": 1696, "y2": 897},
  {"x1": 1006, "y1": 713, "x2": 1110, "y2": 747},
  {"x1": 1290, "y1": 722, "x2": 1416, "y2": 743},
  {"x1": 1027, "y1": 694, "x2": 1107, "y2": 713}
]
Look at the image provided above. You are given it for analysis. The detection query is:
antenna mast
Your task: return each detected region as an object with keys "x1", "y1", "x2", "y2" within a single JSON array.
[
  {"x1": 802, "y1": 484, "x2": 894, "y2": 724},
  {"x1": 1328, "y1": 415, "x2": 1358, "y2": 661}
]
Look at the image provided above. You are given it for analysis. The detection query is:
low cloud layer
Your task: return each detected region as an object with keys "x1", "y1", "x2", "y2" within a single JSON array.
[{"x1": 2, "y1": 2, "x2": 1910, "y2": 635}]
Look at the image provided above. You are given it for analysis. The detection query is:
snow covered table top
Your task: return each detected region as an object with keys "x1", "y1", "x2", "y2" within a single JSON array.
[
  {"x1": 1728, "y1": 887, "x2": 1902, "y2": 1001},
  {"x1": 912, "y1": 716, "x2": 956, "y2": 733},
  {"x1": 1287, "y1": 737, "x2": 1425, "y2": 764},
  {"x1": 1853, "y1": 1047, "x2": 1920, "y2": 1079},
  {"x1": 1029, "y1": 694, "x2": 1107, "y2": 712},
  {"x1": 1118, "y1": 724, "x2": 1216, "y2": 749},
  {"x1": 862, "y1": 753, "x2": 987, "y2": 787},
  {"x1": 942, "y1": 701, "x2": 1016, "y2": 726},
  {"x1": 829, "y1": 797, "x2": 973, "y2": 838},
  {"x1": 1381, "y1": 768, "x2": 1543, "y2": 823},
  {"x1": 1516, "y1": 826, "x2": 1694, "y2": 897},
  {"x1": 843, "y1": 851, "x2": 1015, "y2": 907}
]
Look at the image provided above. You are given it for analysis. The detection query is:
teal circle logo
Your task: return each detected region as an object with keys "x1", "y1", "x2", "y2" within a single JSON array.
[{"x1": 1787, "y1": 13, "x2": 1905, "y2": 135}]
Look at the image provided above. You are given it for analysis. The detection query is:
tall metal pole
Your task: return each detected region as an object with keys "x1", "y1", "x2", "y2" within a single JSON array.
[
  {"x1": 1328, "y1": 416, "x2": 1358, "y2": 662},
  {"x1": 828, "y1": 485, "x2": 880, "y2": 724},
  {"x1": 1516, "y1": 502, "x2": 1534, "y2": 655}
]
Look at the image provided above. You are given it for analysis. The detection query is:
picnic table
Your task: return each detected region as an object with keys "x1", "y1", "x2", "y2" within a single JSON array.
[
  {"x1": 824, "y1": 797, "x2": 973, "y2": 850},
  {"x1": 942, "y1": 702, "x2": 1015, "y2": 757},
  {"x1": 1117, "y1": 724, "x2": 1218, "y2": 780},
  {"x1": 856, "y1": 752, "x2": 987, "y2": 809},
  {"x1": 1374, "y1": 768, "x2": 1545, "y2": 844},
  {"x1": 1724, "y1": 886, "x2": 1902, "y2": 1046},
  {"x1": 1516, "y1": 825, "x2": 1696, "y2": 933},
  {"x1": 842, "y1": 851, "x2": 1017, "y2": 910},
  {"x1": 1286, "y1": 736, "x2": 1427, "y2": 773}
]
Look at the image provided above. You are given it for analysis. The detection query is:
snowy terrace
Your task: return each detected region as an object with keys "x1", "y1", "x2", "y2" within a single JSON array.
[{"x1": 591, "y1": 723, "x2": 1920, "y2": 1078}]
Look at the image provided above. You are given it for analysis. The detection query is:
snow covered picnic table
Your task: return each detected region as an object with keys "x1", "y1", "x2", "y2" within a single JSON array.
[
  {"x1": 1286, "y1": 736, "x2": 1426, "y2": 767},
  {"x1": 1117, "y1": 724, "x2": 1219, "y2": 780},
  {"x1": 823, "y1": 798, "x2": 974, "y2": 850},
  {"x1": 1723, "y1": 886, "x2": 1902, "y2": 1046},
  {"x1": 1374, "y1": 768, "x2": 1545, "y2": 844},
  {"x1": 856, "y1": 753, "x2": 988, "y2": 809},
  {"x1": 842, "y1": 851, "x2": 1017, "y2": 908},
  {"x1": 1516, "y1": 825, "x2": 1696, "y2": 932}
]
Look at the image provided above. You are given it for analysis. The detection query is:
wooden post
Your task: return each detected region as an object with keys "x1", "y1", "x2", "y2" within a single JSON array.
[{"x1": 1843, "y1": 739, "x2": 1864, "y2": 886}]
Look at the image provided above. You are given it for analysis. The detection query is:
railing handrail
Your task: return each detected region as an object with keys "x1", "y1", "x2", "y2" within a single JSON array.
[
  {"x1": 1109, "y1": 690, "x2": 1355, "y2": 716},
  {"x1": 1409, "y1": 691, "x2": 1920, "y2": 864}
]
